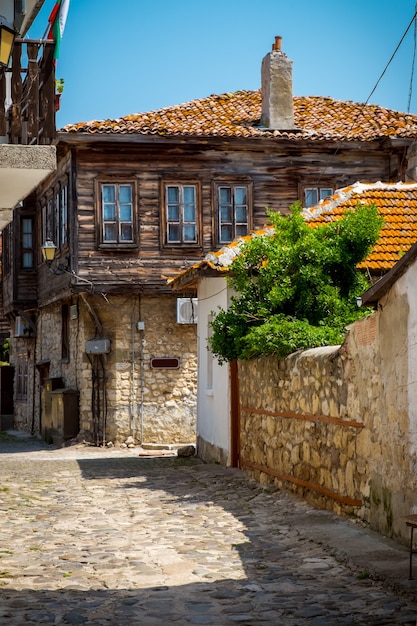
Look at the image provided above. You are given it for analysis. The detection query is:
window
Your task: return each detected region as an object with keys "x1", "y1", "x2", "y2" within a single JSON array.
[
  {"x1": 41, "y1": 177, "x2": 69, "y2": 252},
  {"x1": 216, "y1": 184, "x2": 250, "y2": 244},
  {"x1": 21, "y1": 217, "x2": 34, "y2": 269},
  {"x1": 304, "y1": 187, "x2": 333, "y2": 208},
  {"x1": 57, "y1": 181, "x2": 69, "y2": 246},
  {"x1": 165, "y1": 184, "x2": 197, "y2": 244},
  {"x1": 3, "y1": 224, "x2": 12, "y2": 274},
  {"x1": 100, "y1": 182, "x2": 135, "y2": 245},
  {"x1": 16, "y1": 353, "x2": 28, "y2": 401}
]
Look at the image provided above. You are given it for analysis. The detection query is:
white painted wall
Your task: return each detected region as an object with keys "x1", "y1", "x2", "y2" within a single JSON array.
[
  {"x1": 404, "y1": 263, "x2": 417, "y2": 458},
  {"x1": 197, "y1": 276, "x2": 232, "y2": 463}
]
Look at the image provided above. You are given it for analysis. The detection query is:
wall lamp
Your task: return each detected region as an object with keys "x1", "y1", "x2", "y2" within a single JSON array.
[
  {"x1": 41, "y1": 239, "x2": 70, "y2": 275},
  {"x1": 0, "y1": 18, "x2": 16, "y2": 68}
]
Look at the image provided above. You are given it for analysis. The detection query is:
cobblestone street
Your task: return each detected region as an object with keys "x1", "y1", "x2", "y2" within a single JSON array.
[{"x1": 1, "y1": 433, "x2": 417, "y2": 625}]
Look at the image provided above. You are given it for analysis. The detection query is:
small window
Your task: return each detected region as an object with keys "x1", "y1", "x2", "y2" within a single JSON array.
[
  {"x1": 216, "y1": 183, "x2": 250, "y2": 244},
  {"x1": 304, "y1": 187, "x2": 333, "y2": 208},
  {"x1": 21, "y1": 217, "x2": 34, "y2": 269},
  {"x1": 99, "y1": 181, "x2": 136, "y2": 246},
  {"x1": 165, "y1": 184, "x2": 197, "y2": 245}
]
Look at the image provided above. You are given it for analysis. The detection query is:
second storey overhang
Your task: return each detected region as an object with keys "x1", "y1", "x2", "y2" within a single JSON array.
[{"x1": 0, "y1": 143, "x2": 56, "y2": 228}]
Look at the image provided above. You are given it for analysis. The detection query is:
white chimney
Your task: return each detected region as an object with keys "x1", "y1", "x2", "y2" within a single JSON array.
[{"x1": 260, "y1": 36, "x2": 295, "y2": 130}]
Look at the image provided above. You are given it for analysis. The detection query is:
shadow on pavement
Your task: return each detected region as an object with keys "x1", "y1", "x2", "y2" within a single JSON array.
[{"x1": 1, "y1": 441, "x2": 417, "y2": 624}]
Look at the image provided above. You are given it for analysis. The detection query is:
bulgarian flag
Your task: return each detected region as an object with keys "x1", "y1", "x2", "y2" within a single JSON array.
[{"x1": 47, "y1": 0, "x2": 70, "y2": 60}]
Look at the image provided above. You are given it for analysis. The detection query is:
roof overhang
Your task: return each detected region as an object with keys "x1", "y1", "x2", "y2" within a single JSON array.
[
  {"x1": 0, "y1": 143, "x2": 56, "y2": 228},
  {"x1": 361, "y1": 239, "x2": 417, "y2": 306},
  {"x1": 57, "y1": 131, "x2": 396, "y2": 151},
  {"x1": 169, "y1": 263, "x2": 228, "y2": 291}
]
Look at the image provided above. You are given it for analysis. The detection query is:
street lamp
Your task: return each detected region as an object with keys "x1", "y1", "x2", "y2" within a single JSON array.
[
  {"x1": 0, "y1": 19, "x2": 16, "y2": 68},
  {"x1": 40, "y1": 238, "x2": 57, "y2": 266},
  {"x1": 40, "y1": 239, "x2": 96, "y2": 290},
  {"x1": 41, "y1": 238, "x2": 70, "y2": 275}
]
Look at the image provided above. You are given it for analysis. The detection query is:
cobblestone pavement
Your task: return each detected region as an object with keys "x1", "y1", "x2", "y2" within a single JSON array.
[{"x1": 1, "y1": 432, "x2": 417, "y2": 625}]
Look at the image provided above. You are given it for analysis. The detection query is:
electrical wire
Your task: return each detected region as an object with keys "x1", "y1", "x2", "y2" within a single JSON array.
[
  {"x1": 316, "y1": 7, "x2": 417, "y2": 189},
  {"x1": 365, "y1": 8, "x2": 417, "y2": 107},
  {"x1": 408, "y1": 5, "x2": 417, "y2": 112}
]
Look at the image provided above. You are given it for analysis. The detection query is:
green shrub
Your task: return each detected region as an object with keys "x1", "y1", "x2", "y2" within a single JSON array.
[{"x1": 209, "y1": 202, "x2": 383, "y2": 363}]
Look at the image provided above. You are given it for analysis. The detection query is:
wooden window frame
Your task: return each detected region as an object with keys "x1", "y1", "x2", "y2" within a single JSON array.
[
  {"x1": 300, "y1": 183, "x2": 334, "y2": 208},
  {"x1": 95, "y1": 177, "x2": 138, "y2": 250},
  {"x1": 20, "y1": 215, "x2": 35, "y2": 270},
  {"x1": 40, "y1": 175, "x2": 69, "y2": 253},
  {"x1": 213, "y1": 180, "x2": 253, "y2": 245},
  {"x1": 161, "y1": 180, "x2": 201, "y2": 249}
]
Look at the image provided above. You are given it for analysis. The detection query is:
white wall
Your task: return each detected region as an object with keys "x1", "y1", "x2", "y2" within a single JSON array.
[
  {"x1": 404, "y1": 264, "x2": 417, "y2": 458},
  {"x1": 197, "y1": 276, "x2": 232, "y2": 463}
]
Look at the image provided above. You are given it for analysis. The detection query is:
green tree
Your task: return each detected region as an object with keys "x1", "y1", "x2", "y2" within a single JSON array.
[{"x1": 209, "y1": 202, "x2": 383, "y2": 363}]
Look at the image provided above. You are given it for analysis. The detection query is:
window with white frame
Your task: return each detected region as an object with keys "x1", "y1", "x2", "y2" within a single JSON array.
[
  {"x1": 304, "y1": 187, "x2": 333, "y2": 208},
  {"x1": 100, "y1": 182, "x2": 134, "y2": 244},
  {"x1": 217, "y1": 183, "x2": 250, "y2": 244},
  {"x1": 165, "y1": 184, "x2": 197, "y2": 245}
]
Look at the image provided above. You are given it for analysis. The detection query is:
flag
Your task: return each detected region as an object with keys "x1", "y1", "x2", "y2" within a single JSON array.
[{"x1": 48, "y1": 0, "x2": 70, "y2": 60}]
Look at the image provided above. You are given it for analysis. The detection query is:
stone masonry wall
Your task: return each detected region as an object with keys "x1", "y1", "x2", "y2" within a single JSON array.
[
  {"x1": 238, "y1": 313, "x2": 413, "y2": 542},
  {"x1": 34, "y1": 293, "x2": 196, "y2": 445}
]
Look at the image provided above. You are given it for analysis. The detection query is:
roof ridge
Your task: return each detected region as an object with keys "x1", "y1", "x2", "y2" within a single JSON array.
[{"x1": 302, "y1": 180, "x2": 417, "y2": 220}]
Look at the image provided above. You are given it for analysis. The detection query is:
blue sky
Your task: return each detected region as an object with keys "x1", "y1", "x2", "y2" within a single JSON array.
[{"x1": 29, "y1": 1, "x2": 417, "y2": 129}]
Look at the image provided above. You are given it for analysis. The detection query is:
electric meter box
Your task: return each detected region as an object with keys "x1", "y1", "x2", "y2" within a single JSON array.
[{"x1": 85, "y1": 338, "x2": 111, "y2": 354}]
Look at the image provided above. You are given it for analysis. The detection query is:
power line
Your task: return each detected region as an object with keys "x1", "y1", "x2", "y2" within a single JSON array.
[
  {"x1": 365, "y1": 7, "x2": 417, "y2": 107},
  {"x1": 408, "y1": 5, "x2": 417, "y2": 112},
  {"x1": 316, "y1": 7, "x2": 417, "y2": 190}
]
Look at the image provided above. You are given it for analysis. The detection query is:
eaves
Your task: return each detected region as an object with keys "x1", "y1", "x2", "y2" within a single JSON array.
[
  {"x1": 56, "y1": 132, "x2": 394, "y2": 151},
  {"x1": 361, "y1": 239, "x2": 417, "y2": 307}
]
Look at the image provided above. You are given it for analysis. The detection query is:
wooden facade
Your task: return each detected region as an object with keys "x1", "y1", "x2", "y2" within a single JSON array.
[{"x1": 27, "y1": 132, "x2": 408, "y2": 306}]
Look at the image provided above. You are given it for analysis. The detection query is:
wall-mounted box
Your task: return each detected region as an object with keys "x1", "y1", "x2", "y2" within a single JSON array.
[{"x1": 85, "y1": 338, "x2": 111, "y2": 354}]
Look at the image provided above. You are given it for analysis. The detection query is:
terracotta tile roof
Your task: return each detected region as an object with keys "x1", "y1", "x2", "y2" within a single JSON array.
[
  {"x1": 170, "y1": 181, "x2": 417, "y2": 288},
  {"x1": 303, "y1": 181, "x2": 417, "y2": 272},
  {"x1": 61, "y1": 91, "x2": 417, "y2": 142}
]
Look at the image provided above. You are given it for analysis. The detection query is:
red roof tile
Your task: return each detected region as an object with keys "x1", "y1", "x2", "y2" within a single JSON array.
[
  {"x1": 170, "y1": 182, "x2": 417, "y2": 288},
  {"x1": 61, "y1": 92, "x2": 417, "y2": 142},
  {"x1": 303, "y1": 181, "x2": 417, "y2": 271}
]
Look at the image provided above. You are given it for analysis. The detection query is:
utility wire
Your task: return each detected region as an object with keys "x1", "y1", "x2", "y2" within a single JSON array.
[
  {"x1": 316, "y1": 7, "x2": 417, "y2": 189},
  {"x1": 365, "y1": 8, "x2": 417, "y2": 106},
  {"x1": 408, "y1": 5, "x2": 417, "y2": 112}
]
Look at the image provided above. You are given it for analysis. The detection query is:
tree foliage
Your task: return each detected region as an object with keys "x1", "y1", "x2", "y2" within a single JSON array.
[{"x1": 209, "y1": 203, "x2": 383, "y2": 363}]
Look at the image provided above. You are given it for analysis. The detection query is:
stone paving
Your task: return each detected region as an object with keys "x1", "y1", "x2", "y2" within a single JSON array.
[{"x1": 1, "y1": 432, "x2": 417, "y2": 625}]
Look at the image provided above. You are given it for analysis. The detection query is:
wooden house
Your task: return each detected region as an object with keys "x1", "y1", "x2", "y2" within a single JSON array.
[
  {"x1": 0, "y1": 0, "x2": 57, "y2": 429},
  {"x1": 4, "y1": 38, "x2": 417, "y2": 446}
]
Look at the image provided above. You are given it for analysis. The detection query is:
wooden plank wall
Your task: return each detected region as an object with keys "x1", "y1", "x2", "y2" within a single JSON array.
[{"x1": 37, "y1": 137, "x2": 398, "y2": 300}]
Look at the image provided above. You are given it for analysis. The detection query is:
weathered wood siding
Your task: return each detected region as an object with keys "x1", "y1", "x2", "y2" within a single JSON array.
[{"x1": 30, "y1": 135, "x2": 402, "y2": 303}]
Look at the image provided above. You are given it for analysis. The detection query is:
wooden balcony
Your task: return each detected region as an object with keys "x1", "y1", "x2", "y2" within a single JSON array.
[{"x1": 0, "y1": 38, "x2": 56, "y2": 145}]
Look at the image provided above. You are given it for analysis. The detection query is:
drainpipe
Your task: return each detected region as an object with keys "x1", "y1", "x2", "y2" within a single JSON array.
[
  {"x1": 130, "y1": 305, "x2": 136, "y2": 440},
  {"x1": 138, "y1": 295, "x2": 145, "y2": 445}
]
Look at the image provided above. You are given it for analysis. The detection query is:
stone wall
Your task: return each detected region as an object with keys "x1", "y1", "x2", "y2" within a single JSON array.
[
  {"x1": 17, "y1": 293, "x2": 197, "y2": 445},
  {"x1": 238, "y1": 311, "x2": 417, "y2": 543}
]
